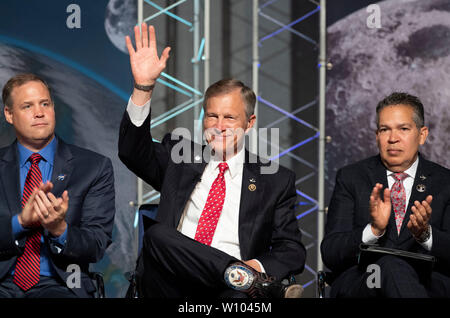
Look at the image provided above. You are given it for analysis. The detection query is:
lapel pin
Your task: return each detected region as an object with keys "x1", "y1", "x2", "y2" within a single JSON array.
[
  {"x1": 249, "y1": 178, "x2": 256, "y2": 183},
  {"x1": 248, "y1": 184, "x2": 256, "y2": 191},
  {"x1": 194, "y1": 155, "x2": 201, "y2": 162},
  {"x1": 416, "y1": 184, "x2": 426, "y2": 192},
  {"x1": 419, "y1": 175, "x2": 426, "y2": 181},
  {"x1": 57, "y1": 174, "x2": 66, "y2": 181}
]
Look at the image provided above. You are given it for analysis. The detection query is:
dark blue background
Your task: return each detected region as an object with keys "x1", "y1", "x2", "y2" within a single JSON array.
[{"x1": 0, "y1": 0, "x2": 133, "y2": 99}]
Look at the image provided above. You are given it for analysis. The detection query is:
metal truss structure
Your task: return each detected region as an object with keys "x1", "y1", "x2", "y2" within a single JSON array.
[
  {"x1": 254, "y1": 0, "x2": 326, "y2": 296},
  {"x1": 133, "y1": 0, "x2": 207, "y2": 216},
  {"x1": 133, "y1": 0, "x2": 326, "y2": 297}
]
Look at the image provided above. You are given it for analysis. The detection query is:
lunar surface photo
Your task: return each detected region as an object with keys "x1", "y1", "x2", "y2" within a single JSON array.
[
  {"x1": 326, "y1": 0, "x2": 450, "y2": 194},
  {"x1": 105, "y1": 0, "x2": 137, "y2": 54}
]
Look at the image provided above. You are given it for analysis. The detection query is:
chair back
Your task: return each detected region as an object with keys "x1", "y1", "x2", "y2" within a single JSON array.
[{"x1": 137, "y1": 204, "x2": 158, "y2": 254}]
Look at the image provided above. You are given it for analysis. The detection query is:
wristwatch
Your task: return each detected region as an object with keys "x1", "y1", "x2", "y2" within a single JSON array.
[
  {"x1": 416, "y1": 225, "x2": 431, "y2": 243},
  {"x1": 134, "y1": 82, "x2": 155, "y2": 92}
]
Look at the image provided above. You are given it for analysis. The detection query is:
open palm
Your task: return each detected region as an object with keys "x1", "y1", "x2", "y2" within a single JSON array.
[
  {"x1": 369, "y1": 183, "x2": 391, "y2": 235},
  {"x1": 125, "y1": 23, "x2": 171, "y2": 85}
]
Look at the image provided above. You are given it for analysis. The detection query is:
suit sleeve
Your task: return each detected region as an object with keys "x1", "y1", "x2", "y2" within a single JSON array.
[
  {"x1": 256, "y1": 172, "x2": 306, "y2": 279},
  {"x1": 0, "y1": 217, "x2": 21, "y2": 258},
  {"x1": 0, "y1": 179, "x2": 22, "y2": 258},
  {"x1": 320, "y1": 168, "x2": 365, "y2": 273},
  {"x1": 59, "y1": 157, "x2": 115, "y2": 263},
  {"x1": 118, "y1": 109, "x2": 172, "y2": 192},
  {"x1": 430, "y1": 186, "x2": 450, "y2": 267}
]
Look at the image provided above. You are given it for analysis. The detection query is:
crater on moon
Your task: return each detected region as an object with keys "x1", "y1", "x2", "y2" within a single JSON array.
[
  {"x1": 104, "y1": 0, "x2": 137, "y2": 54},
  {"x1": 396, "y1": 25, "x2": 450, "y2": 62}
]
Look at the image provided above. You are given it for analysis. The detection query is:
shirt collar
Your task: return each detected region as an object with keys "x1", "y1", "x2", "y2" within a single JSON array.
[
  {"x1": 209, "y1": 146, "x2": 245, "y2": 179},
  {"x1": 386, "y1": 156, "x2": 419, "y2": 179},
  {"x1": 18, "y1": 137, "x2": 58, "y2": 168}
]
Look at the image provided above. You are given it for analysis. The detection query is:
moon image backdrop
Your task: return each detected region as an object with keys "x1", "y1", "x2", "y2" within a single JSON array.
[
  {"x1": 105, "y1": 0, "x2": 136, "y2": 54},
  {"x1": 1, "y1": 0, "x2": 449, "y2": 298},
  {"x1": 326, "y1": 0, "x2": 450, "y2": 196}
]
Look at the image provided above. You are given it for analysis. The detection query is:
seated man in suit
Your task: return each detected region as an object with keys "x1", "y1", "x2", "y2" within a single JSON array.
[
  {"x1": 118, "y1": 23, "x2": 306, "y2": 298},
  {"x1": 321, "y1": 92, "x2": 450, "y2": 297},
  {"x1": 0, "y1": 73, "x2": 115, "y2": 298}
]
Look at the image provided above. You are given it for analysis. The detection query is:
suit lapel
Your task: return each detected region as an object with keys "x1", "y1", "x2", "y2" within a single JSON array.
[
  {"x1": 0, "y1": 141, "x2": 21, "y2": 216},
  {"x1": 0, "y1": 138, "x2": 74, "y2": 216},
  {"x1": 50, "y1": 138, "x2": 74, "y2": 197},
  {"x1": 173, "y1": 161, "x2": 207, "y2": 227},
  {"x1": 238, "y1": 156, "x2": 267, "y2": 259}
]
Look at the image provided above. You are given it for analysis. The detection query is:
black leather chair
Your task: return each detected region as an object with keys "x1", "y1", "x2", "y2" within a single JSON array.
[
  {"x1": 317, "y1": 270, "x2": 337, "y2": 298},
  {"x1": 124, "y1": 204, "x2": 302, "y2": 298},
  {"x1": 125, "y1": 204, "x2": 158, "y2": 298},
  {"x1": 89, "y1": 271, "x2": 106, "y2": 298}
]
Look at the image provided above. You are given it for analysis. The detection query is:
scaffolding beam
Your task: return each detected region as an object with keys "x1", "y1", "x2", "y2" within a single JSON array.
[{"x1": 317, "y1": 0, "x2": 326, "y2": 273}]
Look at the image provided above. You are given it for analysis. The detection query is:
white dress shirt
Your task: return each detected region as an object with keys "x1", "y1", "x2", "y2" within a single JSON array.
[
  {"x1": 126, "y1": 97, "x2": 265, "y2": 271},
  {"x1": 177, "y1": 146, "x2": 244, "y2": 260},
  {"x1": 362, "y1": 157, "x2": 432, "y2": 250}
]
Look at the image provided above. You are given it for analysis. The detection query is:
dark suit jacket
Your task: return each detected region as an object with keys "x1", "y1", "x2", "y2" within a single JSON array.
[
  {"x1": 0, "y1": 137, "x2": 115, "y2": 297},
  {"x1": 321, "y1": 154, "x2": 450, "y2": 277},
  {"x1": 118, "y1": 110, "x2": 306, "y2": 280}
]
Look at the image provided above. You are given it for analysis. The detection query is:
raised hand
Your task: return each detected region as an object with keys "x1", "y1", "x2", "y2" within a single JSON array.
[
  {"x1": 369, "y1": 183, "x2": 391, "y2": 236},
  {"x1": 125, "y1": 23, "x2": 171, "y2": 87}
]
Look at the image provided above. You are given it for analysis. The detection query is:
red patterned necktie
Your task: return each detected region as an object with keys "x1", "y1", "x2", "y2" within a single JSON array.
[
  {"x1": 13, "y1": 153, "x2": 43, "y2": 290},
  {"x1": 391, "y1": 172, "x2": 408, "y2": 234},
  {"x1": 194, "y1": 162, "x2": 229, "y2": 245}
]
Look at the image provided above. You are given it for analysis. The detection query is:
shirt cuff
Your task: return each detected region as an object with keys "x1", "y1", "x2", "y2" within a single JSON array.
[
  {"x1": 362, "y1": 223, "x2": 385, "y2": 244},
  {"x1": 126, "y1": 96, "x2": 151, "y2": 127},
  {"x1": 417, "y1": 227, "x2": 432, "y2": 251},
  {"x1": 48, "y1": 226, "x2": 68, "y2": 247}
]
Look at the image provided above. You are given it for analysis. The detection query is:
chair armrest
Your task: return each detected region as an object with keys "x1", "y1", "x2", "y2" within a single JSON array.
[{"x1": 89, "y1": 272, "x2": 105, "y2": 298}]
